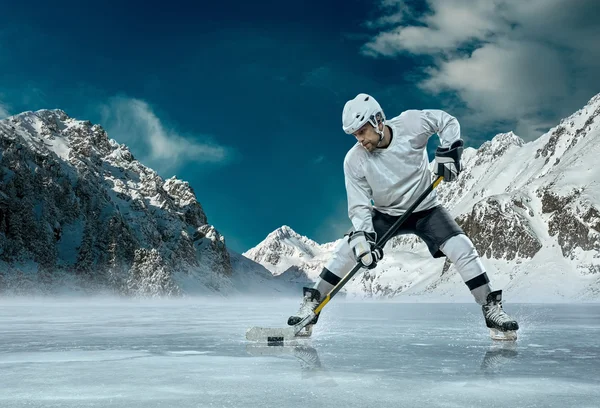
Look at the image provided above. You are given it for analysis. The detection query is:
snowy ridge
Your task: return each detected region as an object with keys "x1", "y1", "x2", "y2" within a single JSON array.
[
  {"x1": 0, "y1": 109, "x2": 287, "y2": 296},
  {"x1": 243, "y1": 225, "x2": 339, "y2": 282},
  {"x1": 246, "y1": 92, "x2": 600, "y2": 302}
]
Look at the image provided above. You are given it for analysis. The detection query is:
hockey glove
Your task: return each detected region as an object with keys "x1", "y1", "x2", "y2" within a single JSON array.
[
  {"x1": 348, "y1": 231, "x2": 383, "y2": 269},
  {"x1": 434, "y1": 139, "x2": 464, "y2": 182}
]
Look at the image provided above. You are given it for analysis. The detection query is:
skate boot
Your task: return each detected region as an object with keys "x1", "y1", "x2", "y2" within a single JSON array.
[
  {"x1": 287, "y1": 287, "x2": 321, "y2": 335},
  {"x1": 482, "y1": 290, "x2": 519, "y2": 341}
]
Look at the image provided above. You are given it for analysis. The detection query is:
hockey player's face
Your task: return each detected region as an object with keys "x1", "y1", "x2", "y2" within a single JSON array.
[{"x1": 353, "y1": 123, "x2": 379, "y2": 152}]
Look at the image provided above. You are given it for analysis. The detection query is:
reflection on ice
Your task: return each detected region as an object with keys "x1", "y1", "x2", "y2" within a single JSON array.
[
  {"x1": 245, "y1": 339, "x2": 523, "y2": 382},
  {"x1": 480, "y1": 342, "x2": 519, "y2": 372},
  {"x1": 246, "y1": 343, "x2": 337, "y2": 386},
  {"x1": 0, "y1": 298, "x2": 598, "y2": 408}
]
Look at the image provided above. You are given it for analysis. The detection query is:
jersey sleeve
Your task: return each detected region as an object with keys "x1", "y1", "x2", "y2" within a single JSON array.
[{"x1": 403, "y1": 109, "x2": 461, "y2": 149}]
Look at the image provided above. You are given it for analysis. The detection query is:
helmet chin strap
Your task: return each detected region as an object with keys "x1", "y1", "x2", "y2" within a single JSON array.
[
  {"x1": 375, "y1": 124, "x2": 385, "y2": 147},
  {"x1": 367, "y1": 113, "x2": 386, "y2": 148}
]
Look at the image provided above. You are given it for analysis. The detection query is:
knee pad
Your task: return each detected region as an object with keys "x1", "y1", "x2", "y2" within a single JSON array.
[
  {"x1": 440, "y1": 234, "x2": 485, "y2": 282},
  {"x1": 323, "y1": 238, "x2": 356, "y2": 280}
]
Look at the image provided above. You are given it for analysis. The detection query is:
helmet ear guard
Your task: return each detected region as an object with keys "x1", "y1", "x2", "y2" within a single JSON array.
[{"x1": 369, "y1": 111, "x2": 385, "y2": 130}]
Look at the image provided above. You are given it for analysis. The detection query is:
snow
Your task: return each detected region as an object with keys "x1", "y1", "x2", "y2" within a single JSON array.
[
  {"x1": 243, "y1": 226, "x2": 337, "y2": 280},
  {"x1": 44, "y1": 134, "x2": 71, "y2": 160},
  {"x1": 0, "y1": 298, "x2": 598, "y2": 407},
  {"x1": 0, "y1": 111, "x2": 73, "y2": 161}
]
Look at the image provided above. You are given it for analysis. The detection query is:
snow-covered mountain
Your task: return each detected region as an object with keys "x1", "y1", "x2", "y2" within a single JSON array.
[
  {"x1": 243, "y1": 225, "x2": 338, "y2": 282},
  {"x1": 0, "y1": 109, "x2": 291, "y2": 296},
  {"x1": 245, "y1": 92, "x2": 600, "y2": 302}
]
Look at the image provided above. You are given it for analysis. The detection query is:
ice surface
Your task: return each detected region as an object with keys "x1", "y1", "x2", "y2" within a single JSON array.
[{"x1": 0, "y1": 298, "x2": 599, "y2": 408}]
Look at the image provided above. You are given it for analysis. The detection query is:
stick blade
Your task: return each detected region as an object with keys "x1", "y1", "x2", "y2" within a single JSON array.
[{"x1": 245, "y1": 326, "x2": 311, "y2": 344}]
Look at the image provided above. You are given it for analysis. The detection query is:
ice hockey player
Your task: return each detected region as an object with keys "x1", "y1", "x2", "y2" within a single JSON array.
[{"x1": 288, "y1": 93, "x2": 519, "y2": 340}]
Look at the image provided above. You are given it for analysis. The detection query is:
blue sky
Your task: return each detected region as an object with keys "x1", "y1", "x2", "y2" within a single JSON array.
[{"x1": 2, "y1": 0, "x2": 599, "y2": 252}]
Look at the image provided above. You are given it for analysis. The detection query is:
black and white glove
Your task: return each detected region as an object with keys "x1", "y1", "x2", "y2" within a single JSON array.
[
  {"x1": 347, "y1": 231, "x2": 383, "y2": 269},
  {"x1": 434, "y1": 139, "x2": 464, "y2": 182}
]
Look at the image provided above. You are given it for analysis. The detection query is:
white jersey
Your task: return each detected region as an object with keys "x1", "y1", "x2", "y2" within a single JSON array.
[{"x1": 343, "y1": 109, "x2": 461, "y2": 234}]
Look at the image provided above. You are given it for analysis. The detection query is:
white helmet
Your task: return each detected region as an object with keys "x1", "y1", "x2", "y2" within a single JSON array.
[{"x1": 342, "y1": 93, "x2": 386, "y2": 135}]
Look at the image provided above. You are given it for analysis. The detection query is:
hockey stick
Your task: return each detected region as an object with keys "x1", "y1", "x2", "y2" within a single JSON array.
[
  {"x1": 246, "y1": 176, "x2": 444, "y2": 343},
  {"x1": 311, "y1": 176, "x2": 444, "y2": 319}
]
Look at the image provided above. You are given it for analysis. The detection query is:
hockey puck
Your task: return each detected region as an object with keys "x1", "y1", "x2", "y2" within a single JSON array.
[{"x1": 267, "y1": 336, "x2": 284, "y2": 346}]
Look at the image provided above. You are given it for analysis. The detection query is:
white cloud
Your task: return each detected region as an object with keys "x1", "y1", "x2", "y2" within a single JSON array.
[
  {"x1": 0, "y1": 102, "x2": 9, "y2": 119},
  {"x1": 362, "y1": 0, "x2": 600, "y2": 140},
  {"x1": 0, "y1": 94, "x2": 10, "y2": 118},
  {"x1": 364, "y1": 1, "x2": 412, "y2": 29},
  {"x1": 99, "y1": 96, "x2": 231, "y2": 174},
  {"x1": 420, "y1": 39, "x2": 571, "y2": 135},
  {"x1": 364, "y1": 1, "x2": 502, "y2": 56}
]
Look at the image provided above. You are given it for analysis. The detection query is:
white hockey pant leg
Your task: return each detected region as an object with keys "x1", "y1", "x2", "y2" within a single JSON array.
[
  {"x1": 440, "y1": 234, "x2": 492, "y2": 305},
  {"x1": 313, "y1": 238, "x2": 356, "y2": 297}
]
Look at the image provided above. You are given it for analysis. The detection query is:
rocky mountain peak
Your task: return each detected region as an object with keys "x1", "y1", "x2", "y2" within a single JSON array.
[
  {"x1": 492, "y1": 131, "x2": 524, "y2": 146},
  {"x1": 248, "y1": 226, "x2": 311, "y2": 257},
  {"x1": 0, "y1": 109, "x2": 234, "y2": 296},
  {"x1": 269, "y1": 225, "x2": 293, "y2": 238},
  {"x1": 267, "y1": 225, "x2": 306, "y2": 242},
  {"x1": 475, "y1": 131, "x2": 525, "y2": 163},
  {"x1": 243, "y1": 225, "x2": 327, "y2": 278}
]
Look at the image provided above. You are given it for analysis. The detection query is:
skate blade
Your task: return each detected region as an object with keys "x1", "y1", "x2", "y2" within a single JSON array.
[
  {"x1": 490, "y1": 328, "x2": 518, "y2": 342},
  {"x1": 246, "y1": 325, "x2": 312, "y2": 344}
]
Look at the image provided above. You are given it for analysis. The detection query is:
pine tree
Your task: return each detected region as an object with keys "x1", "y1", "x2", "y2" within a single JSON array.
[{"x1": 127, "y1": 248, "x2": 180, "y2": 297}]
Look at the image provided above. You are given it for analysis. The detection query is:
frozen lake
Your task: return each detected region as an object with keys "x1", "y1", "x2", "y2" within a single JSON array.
[{"x1": 0, "y1": 297, "x2": 599, "y2": 408}]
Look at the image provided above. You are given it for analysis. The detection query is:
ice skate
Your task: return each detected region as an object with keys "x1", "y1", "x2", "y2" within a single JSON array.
[
  {"x1": 287, "y1": 287, "x2": 321, "y2": 336},
  {"x1": 482, "y1": 290, "x2": 519, "y2": 341}
]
